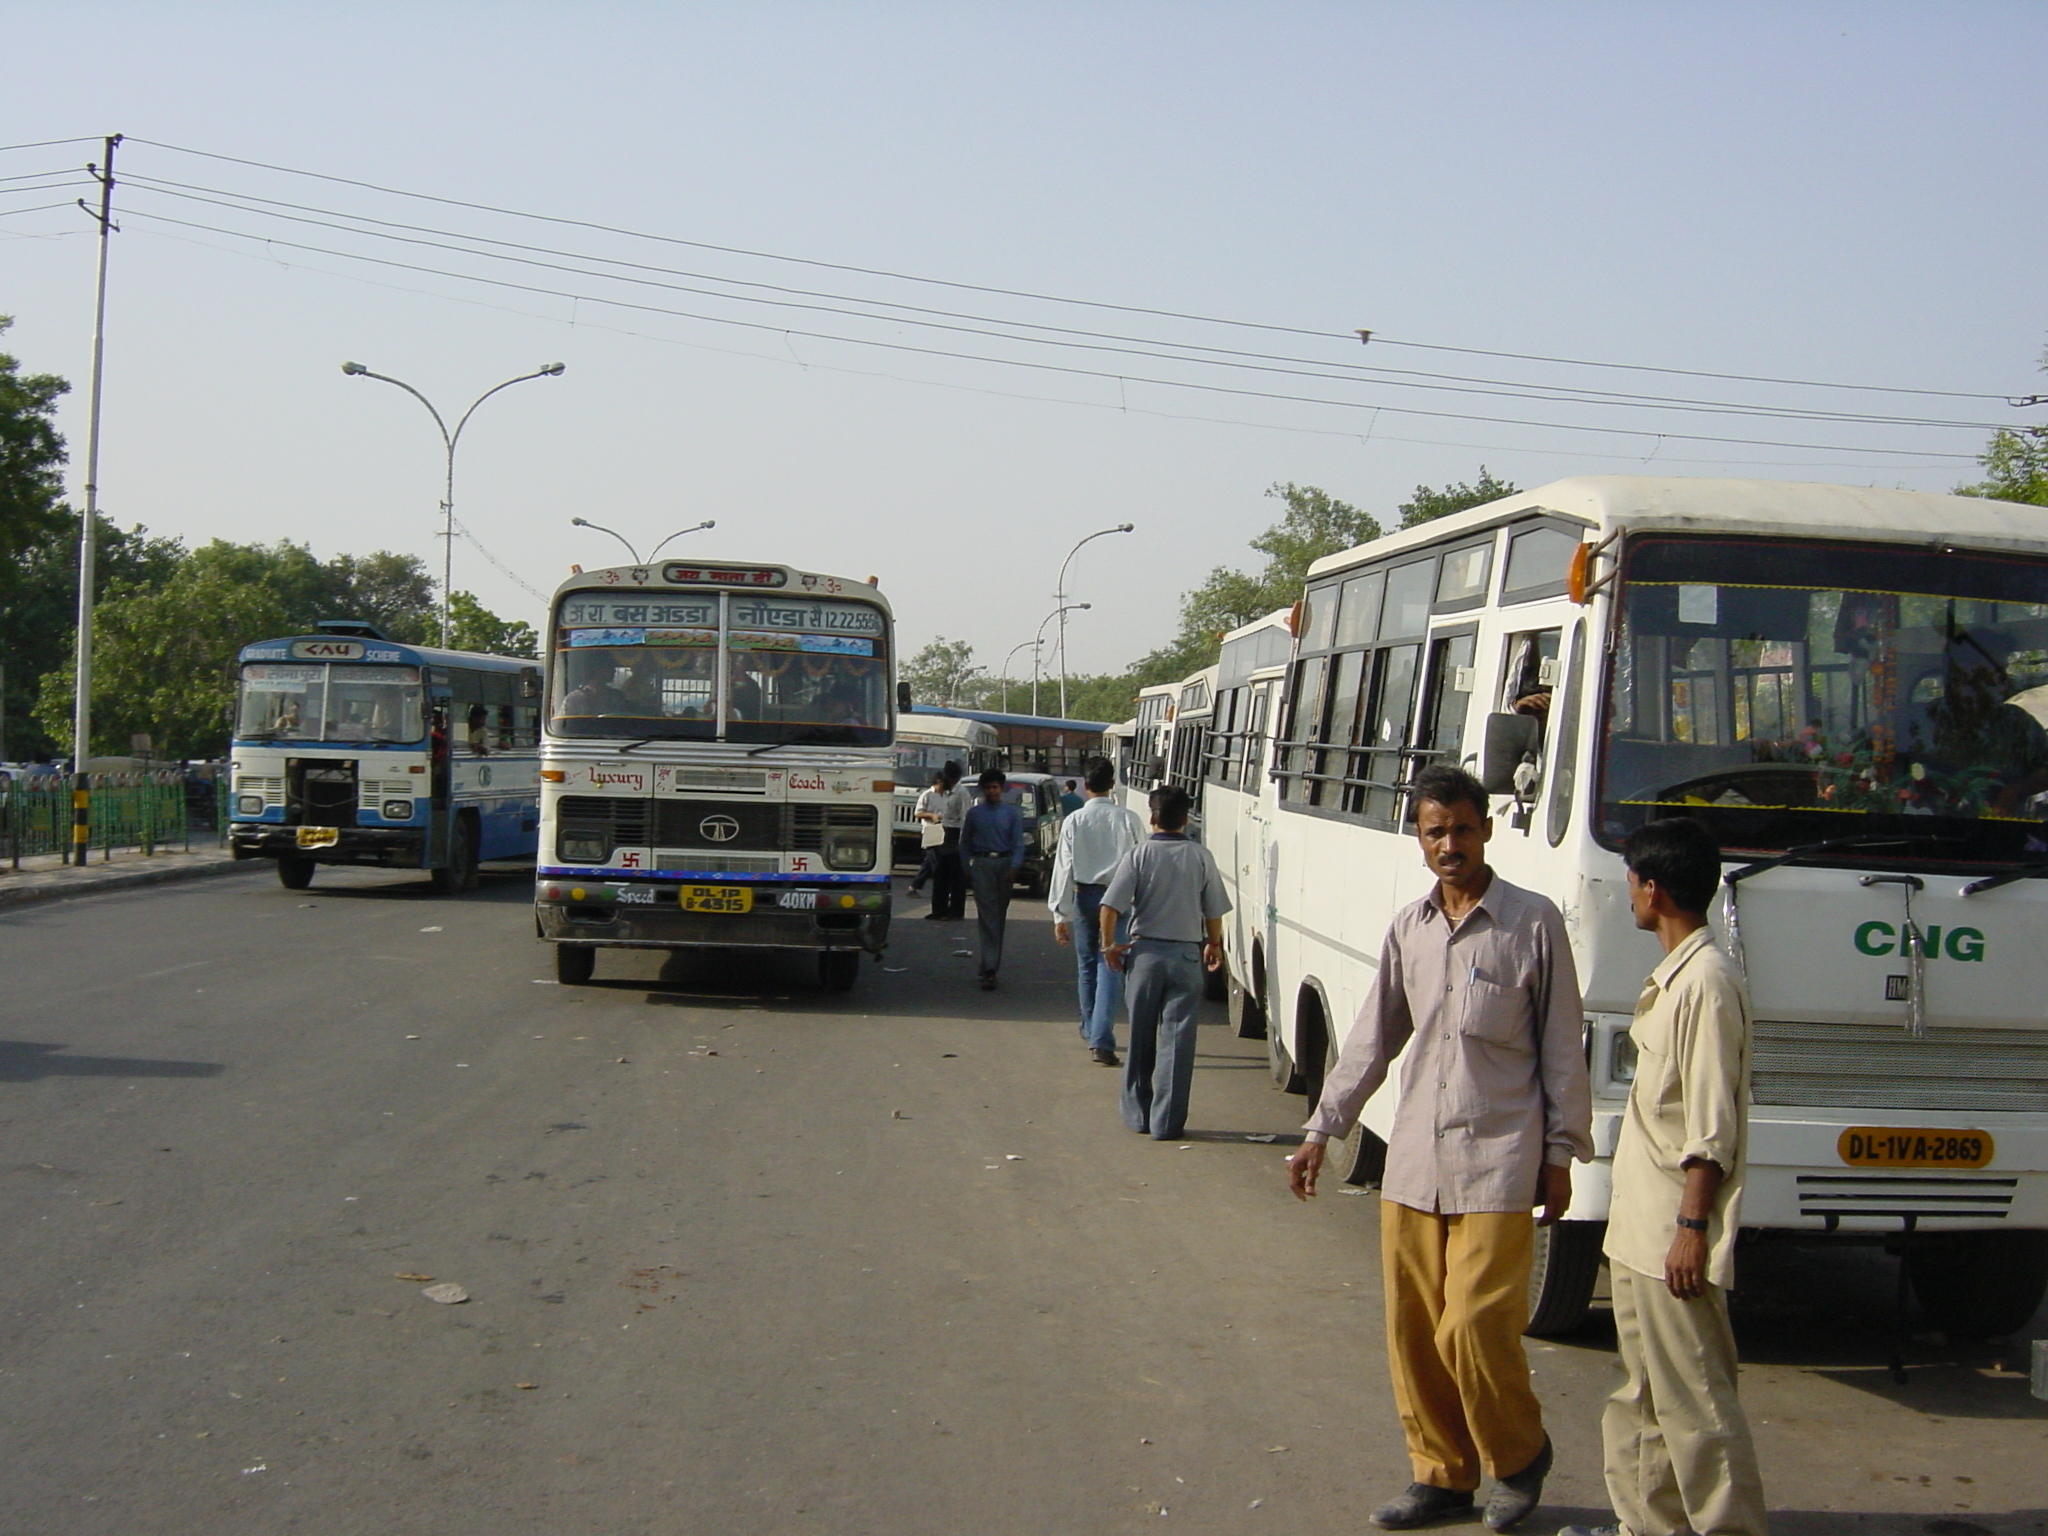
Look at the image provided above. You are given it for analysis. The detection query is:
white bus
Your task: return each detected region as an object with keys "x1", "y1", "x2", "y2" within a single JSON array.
[
  {"x1": 1164, "y1": 665, "x2": 1218, "y2": 836},
  {"x1": 536, "y1": 561, "x2": 896, "y2": 992},
  {"x1": 1232, "y1": 476, "x2": 2048, "y2": 1337},
  {"x1": 890, "y1": 710, "x2": 1000, "y2": 864},
  {"x1": 1116, "y1": 681, "x2": 1177, "y2": 819}
]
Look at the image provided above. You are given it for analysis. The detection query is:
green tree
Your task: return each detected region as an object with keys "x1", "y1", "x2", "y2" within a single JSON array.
[
  {"x1": 446, "y1": 590, "x2": 539, "y2": 658},
  {"x1": 1957, "y1": 346, "x2": 2048, "y2": 506},
  {"x1": 1396, "y1": 467, "x2": 1519, "y2": 529},
  {"x1": 324, "y1": 551, "x2": 438, "y2": 641},
  {"x1": 0, "y1": 317, "x2": 67, "y2": 567},
  {"x1": 900, "y1": 637, "x2": 986, "y2": 708}
]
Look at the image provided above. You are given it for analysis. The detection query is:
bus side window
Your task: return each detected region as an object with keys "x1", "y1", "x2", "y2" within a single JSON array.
[{"x1": 1417, "y1": 629, "x2": 1479, "y2": 770}]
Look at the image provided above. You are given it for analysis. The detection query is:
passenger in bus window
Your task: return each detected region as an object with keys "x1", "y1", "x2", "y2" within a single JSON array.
[
  {"x1": 465, "y1": 704, "x2": 491, "y2": 756},
  {"x1": 1285, "y1": 764, "x2": 1592, "y2": 1533},
  {"x1": 559, "y1": 652, "x2": 631, "y2": 716}
]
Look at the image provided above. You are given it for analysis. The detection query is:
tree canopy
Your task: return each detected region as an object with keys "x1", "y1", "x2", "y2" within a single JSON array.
[{"x1": 1396, "y1": 467, "x2": 1518, "y2": 528}]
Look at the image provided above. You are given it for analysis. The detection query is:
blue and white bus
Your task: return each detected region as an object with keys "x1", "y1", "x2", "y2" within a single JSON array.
[{"x1": 228, "y1": 620, "x2": 542, "y2": 891}]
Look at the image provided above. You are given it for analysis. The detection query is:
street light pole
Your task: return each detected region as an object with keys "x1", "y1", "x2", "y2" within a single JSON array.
[
  {"x1": 1055, "y1": 523, "x2": 1134, "y2": 719},
  {"x1": 1033, "y1": 603, "x2": 1090, "y2": 716},
  {"x1": 568, "y1": 518, "x2": 716, "y2": 565},
  {"x1": 342, "y1": 360, "x2": 565, "y2": 646},
  {"x1": 999, "y1": 639, "x2": 1039, "y2": 714}
]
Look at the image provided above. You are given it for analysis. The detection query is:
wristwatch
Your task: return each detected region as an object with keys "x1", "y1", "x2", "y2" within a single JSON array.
[{"x1": 1675, "y1": 1215, "x2": 1709, "y2": 1232}]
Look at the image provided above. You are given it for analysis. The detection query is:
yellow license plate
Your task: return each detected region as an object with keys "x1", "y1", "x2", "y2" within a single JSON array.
[
  {"x1": 1838, "y1": 1127, "x2": 1993, "y2": 1170},
  {"x1": 678, "y1": 884, "x2": 753, "y2": 914},
  {"x1": 296, "y1": 827, "x2": 339, "y2": 849}
]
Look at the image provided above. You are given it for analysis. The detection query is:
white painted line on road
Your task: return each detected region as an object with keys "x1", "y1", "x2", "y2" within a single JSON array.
[{"x1": 135, "y1": 961, "x2": 207, "y2": 980}]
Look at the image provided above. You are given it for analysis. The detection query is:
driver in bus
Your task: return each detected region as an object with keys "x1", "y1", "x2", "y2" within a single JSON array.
[
  {"x1": 559, "y1": 651, "x2": 632, "y2": 716},
  {"x1": 1903, "y1": 629, "x2": 2048, "y2": 816}
]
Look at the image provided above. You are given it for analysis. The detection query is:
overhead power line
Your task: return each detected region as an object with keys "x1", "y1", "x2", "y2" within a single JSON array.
[
  {"x1": 126, "y1": 135, "x2": 2017, "y2": 405},
  {"x1": 113, "y1": 173, "x2": 2011, "y2": 434},
  {"x1": 116, "y1": 204, "x2": 1980, "y2": 461}
]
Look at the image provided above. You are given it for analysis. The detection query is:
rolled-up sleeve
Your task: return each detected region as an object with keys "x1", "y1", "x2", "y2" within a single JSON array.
[
  {"x1": 1535, "y1": 905, "x2": 1595, "y2": 1167},
  {"x1": 1677, "y1": 972, "x2": 1746, "y2": 1172},
  {"x1": 1304, "y1": 928, "x2": 1410, "y2": 1140},
  {"x1": 1048, "y1": 820, "x2": 1077, "y2": 921}
]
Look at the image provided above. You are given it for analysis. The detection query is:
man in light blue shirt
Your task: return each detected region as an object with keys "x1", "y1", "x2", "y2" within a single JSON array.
[
  {"x1": 961, "y1": 768, "x2": 1025, "y2": 990},
  {"x1": 1050, "y1": 760, "x2": 1147, "y2": 1065}
]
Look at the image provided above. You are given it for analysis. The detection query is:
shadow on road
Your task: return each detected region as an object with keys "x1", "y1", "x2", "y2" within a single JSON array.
[{"x1": 0, "y1": 1038, "x2": 225, "y2": 1083}]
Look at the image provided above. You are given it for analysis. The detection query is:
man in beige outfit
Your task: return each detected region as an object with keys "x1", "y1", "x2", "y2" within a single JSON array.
[
  {"x1": 1563, "y1": 816, "x2": 1767, "y2": 1536},
  {"x1": 1288, "y1": 766, "x2": 1592, "y2": 1531}
]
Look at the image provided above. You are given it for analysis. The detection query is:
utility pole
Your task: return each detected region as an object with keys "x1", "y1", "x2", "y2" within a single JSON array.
[{"x1": 72, "y1": 134, "x2": 120, "y2": 864}]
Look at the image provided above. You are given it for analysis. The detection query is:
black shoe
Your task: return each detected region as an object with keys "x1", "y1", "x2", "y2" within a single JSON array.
[
  {"x1": 1370, "y1": 1484, "x2": 1474, "y2": 1530},
  {"x1": 921, "y1": 911, "x2": 947, "y2": 921},
  {"x1": 979, "y1": 973, "x2": 997, "y2": 990},
  {"x1": 1483, "y1": 1436, "x2": 1552, "y2": 1531},
  {"x1": 1090, "y1": 1047, "x2": 1121, "y2": 1067}
]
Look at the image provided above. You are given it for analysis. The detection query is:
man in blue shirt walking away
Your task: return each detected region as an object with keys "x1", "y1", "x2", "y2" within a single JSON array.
[
  {"x1": 961, "y1": 768, "x2": 1025, "y2": 990},
  {"x1": 1101, "y1": 785, "x2": 1231, "y2": 1138}
]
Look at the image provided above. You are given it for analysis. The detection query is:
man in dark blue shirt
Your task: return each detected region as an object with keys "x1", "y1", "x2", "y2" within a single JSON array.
[{"x1": 961, "y1": 768, "x2": 1025, "y2": 990}]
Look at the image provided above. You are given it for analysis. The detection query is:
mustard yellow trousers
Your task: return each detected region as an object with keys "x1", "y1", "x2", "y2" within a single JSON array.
[{"x1": 1380, "y1": 1198, "x2": 1548, "y2": 1490}]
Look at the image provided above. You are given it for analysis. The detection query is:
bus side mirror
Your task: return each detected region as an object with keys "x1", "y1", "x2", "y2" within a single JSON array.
[
  {"x1": 520, "y1": 668, "x2": 541, "y2": 699},
  {"x1": 897, "y1": 682, "x2": 913, "y2": 714},
  {"x1": 1479, "y1": 712, "x2": 1542, "y2": 795}
]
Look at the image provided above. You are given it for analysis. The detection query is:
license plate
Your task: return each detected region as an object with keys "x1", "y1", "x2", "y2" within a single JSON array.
[
  {"x1": 1837, "y1": 1127, "x2": 1994, "y2": 1170},
  {"x1": 678, "y1": 884, "x2": 753, "y2": 914},
  {"x1": 296, "y1": 827, "x2": 339, "y2": 849}
]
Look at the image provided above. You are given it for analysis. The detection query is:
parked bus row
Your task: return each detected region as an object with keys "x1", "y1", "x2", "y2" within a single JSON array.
[{"x1": 1115, "y1": 475, "x2": 2048, "y2": 1339}]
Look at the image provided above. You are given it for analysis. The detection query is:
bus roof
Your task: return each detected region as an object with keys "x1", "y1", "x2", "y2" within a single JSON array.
[
  {"x1": 552, "y1": 561, "x2": 888, "y2": 609},
  {"x1": 1305, "y1": 475, "x2": 2048, "y2": 582},
  {"x1": 912, "y1": 705, "x2": 1114, "y2": 733},
  {"x1": 236, "y1": 634, "x2": 538, "y2": 671}
]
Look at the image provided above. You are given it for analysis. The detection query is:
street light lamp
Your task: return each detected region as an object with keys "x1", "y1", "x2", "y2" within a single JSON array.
[
  {"x1": 1033, "y1": 603, "x2": 1090, "y2": 716},
  {"x1": 341, "y1": 359, "x2": 565, "y2": 646},
  {"x1": 569, "y1": 517, "x2": 716, "y2": 564},
  {"x1": 998, "y1": 638, "x2": 1040, "y2": 714},
  {"x1": 1055, "y1": 523, "x2": 1135, "y2": 717}
]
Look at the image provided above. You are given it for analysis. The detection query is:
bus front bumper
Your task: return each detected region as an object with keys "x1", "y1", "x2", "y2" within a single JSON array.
[
  {"x1": 535, "y1": 878, "x2": 890, "y2": 954},
  {"x1": 230, "y1": 824, "x2": 426, "y2": 866}
]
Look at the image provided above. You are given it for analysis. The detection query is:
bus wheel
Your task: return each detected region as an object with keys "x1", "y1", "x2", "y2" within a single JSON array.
[
  {"x1": 431, "y1": 815, "x2": 478, "y2": 895},
  {"x1": 1202, "y1": 955, "x2": 1228, "y2": 1003},
  {"x1": 1525, "y1": 1219, "x2": 1605, "y2": 1337},
  {"x1": 1228, "y1": 973, "x2": 1267, "y2": 1040},
  {"x1": 1267, "y1": 1019, "x2": 1305, "y2": 1095},
  {"x1": 818, "y1": 951, "x2": 861, "y2": 993},
  {"x1": 277, "y1": 856, "x2": 315, "y2": 890},
  {"x1": 1907, "y1": 1231, "x2": 2048, "y2": 1339},
  {"x1": 555, "y1": 944, "x2": 596, "y2": 985}
]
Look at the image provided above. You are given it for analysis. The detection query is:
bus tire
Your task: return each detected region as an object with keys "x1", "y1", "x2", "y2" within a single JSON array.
[
  {"x1": 1344, "y1": 1128, "x2": 1388, "y2": 1188},
  {"x1": 1296, "y1": 990, "x2": 1336, "y2": 1108},
  {"x1": 818, "y1": 950, "x2": 861, "y2": 993},
  {"x1": 431, "y1": 814, "x2": 478, "y2": 895},
  {"x1": 1525, "y1": 1219, "x2": 1605, "y2": 1337},
  {"x1": 1229, "y1": 972, "x2": 1267, "y2": 1041},
  {"x1": 277, "y1": 856, "x2": 315, "y2": 890},
  {"x1": 1907, "y1": 1230, "x2": 2048, "y2": 1339},
  {"x1": 555, "y1": 944, "x2": 596, "y2": 985},
  {"x1": 1203, "y1": 958, "x2": 1228, "y2": 1002}
]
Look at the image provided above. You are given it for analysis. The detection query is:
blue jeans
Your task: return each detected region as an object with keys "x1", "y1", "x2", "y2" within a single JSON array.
[
  {"x1": 1121, "y1": 938, "x2": 1205, "y2": 1139},
  {"x1": 1072, "y1": 882, "x2": 1125, "y2": 1052}
]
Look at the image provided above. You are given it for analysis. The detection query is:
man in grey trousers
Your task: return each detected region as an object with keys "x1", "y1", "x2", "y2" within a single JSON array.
[
  {"x1": 1101, "y1": 784, "x2": 1230, "y2": 1139},
  {"x1": 960, "y1": 768, "x2": 1024, "y2": 990}
]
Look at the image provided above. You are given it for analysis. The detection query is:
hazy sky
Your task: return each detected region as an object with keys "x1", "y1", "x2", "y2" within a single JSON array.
[{"x1": 6, "y1": 3, "x2": 2045, "y2": 687}]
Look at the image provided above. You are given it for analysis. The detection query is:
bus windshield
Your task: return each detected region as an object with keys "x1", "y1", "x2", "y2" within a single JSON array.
[
  {"x1": 1599, "y1": 535, "x2": 2048, "y2": 863},
  {"x1": 237, "y1": 663, "x2": 425, "y2": 744},
  {"x1": 550, "y1": 591, "x2": 891, "y2": 746}
]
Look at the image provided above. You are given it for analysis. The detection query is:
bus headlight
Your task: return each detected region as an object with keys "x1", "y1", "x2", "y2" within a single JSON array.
[
  {"x1": 825, "y1": 835, "x2": 875, "y2": 870},
  {"x1": 1605, "y1": 1026, "x2": 1639, "y2": 1091},
  {"x1": 558, "y1": 830, "x2": 610, "y2": 863},
  {"x1": 236, "y1": 794, "x2": 264, "y2": 816},
  {"x1": 382, "y1": 799, "x2": 414, "y2": 821}
]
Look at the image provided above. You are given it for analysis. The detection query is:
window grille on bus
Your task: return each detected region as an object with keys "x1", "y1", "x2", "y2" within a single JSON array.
[
  {"x1": 789, "y1": 804, "x2": 877, "y2": 852},
  {"x1": 557, "y1": 795, "x2": 650, "y2": 850},
  {"x1": 1752, "y1": 1019, "x2": 2048, "y2": 1116}
]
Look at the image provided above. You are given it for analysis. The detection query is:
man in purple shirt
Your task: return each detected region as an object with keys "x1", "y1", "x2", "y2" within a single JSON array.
[{"x1": 1287, "y1": 765, "x2": 1592, "y2": 1532}]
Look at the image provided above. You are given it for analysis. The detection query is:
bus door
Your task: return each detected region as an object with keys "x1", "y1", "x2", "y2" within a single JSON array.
[{"x1": 426, "y1": 676, "x2": 452, "y2": 869}]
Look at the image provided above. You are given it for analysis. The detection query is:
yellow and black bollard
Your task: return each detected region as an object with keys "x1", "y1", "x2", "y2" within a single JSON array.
[{"x1": 71, "y1": 772, "x2": 90, "y2": 866}]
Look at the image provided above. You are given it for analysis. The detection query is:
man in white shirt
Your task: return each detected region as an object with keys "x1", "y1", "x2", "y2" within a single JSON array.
[
  {"x1": 1049, "y1": 760, "x2": 1146, "y2": 1066},
  {"x1": 925, "y1": 760, "x2": 971, "y2": 922}
]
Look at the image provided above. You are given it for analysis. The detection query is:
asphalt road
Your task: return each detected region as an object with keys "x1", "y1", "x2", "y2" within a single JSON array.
[{"x1": 2, "y1": 865, "x2": 2043, "y2": 1536}]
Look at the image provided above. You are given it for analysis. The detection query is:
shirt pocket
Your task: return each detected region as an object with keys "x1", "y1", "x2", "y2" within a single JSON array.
[{"x1": 1460, "y1": 977, "x2": 1533, "y2": 1050}]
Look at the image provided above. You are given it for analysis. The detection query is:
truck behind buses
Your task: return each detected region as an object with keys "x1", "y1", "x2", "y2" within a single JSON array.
[
  {"x1": 228, "y1": 621, "x2": 541, "y2": 891},
  {"x1": 1213, "y1": 477, "x2": 2048, "y2": 1339},
  {"x1": 535, "y1": 561, "x2": 896, "y2": 992}
]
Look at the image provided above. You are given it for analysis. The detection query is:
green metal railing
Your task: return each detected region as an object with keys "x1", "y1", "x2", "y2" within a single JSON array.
[{"x1": 0, "y1": 771, "x2": 217, "y2": 868}]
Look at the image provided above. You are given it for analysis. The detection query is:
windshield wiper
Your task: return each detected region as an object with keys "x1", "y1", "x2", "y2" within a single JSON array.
[
  {"x1": 615, "y1": 739, "x2": 655, "y2": 754},
  {"x1": 1962, "y1": 858, "x2": 2048, "y2": 896},
  {"x1": 1723, "y1": 833, "x2": 1960, "y2": 889},
  {"x1": 746, "y1": 728, "x2": 848, "y2": 758}
]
